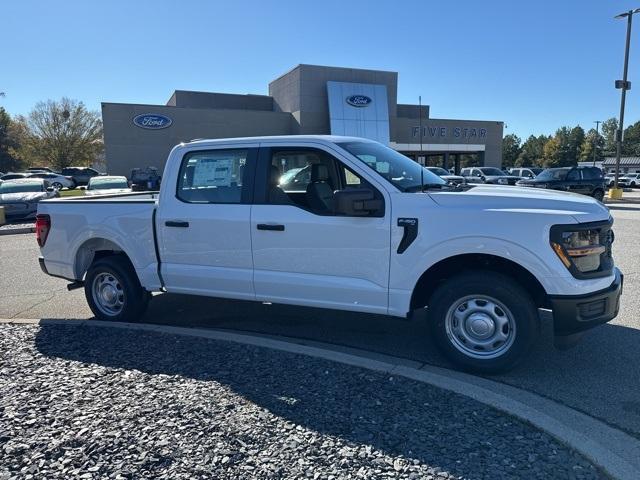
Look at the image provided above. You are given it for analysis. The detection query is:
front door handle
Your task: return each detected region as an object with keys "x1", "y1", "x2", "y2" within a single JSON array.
[
  {"x1": 165, "y1": 220, "x2": 189, "y2": 228},
  {"x1": 257, "y1": 224, "x2": 285, "y2": 231}
]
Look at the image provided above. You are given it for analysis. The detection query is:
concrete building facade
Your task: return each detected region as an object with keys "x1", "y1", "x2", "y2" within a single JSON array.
[{"x1": 102, "y1": 64, "x2": 503, "y2": 176}]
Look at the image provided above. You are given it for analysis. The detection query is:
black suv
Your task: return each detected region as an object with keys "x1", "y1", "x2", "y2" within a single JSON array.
[
  {"x1": 61, "y1": 167, "x2": 104, "y2": 186},
  {"x1": 516, "y1": 166, "x2": 605, "y2": 201}
]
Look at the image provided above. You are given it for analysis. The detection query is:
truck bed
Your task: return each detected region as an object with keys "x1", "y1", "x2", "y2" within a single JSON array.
[{"x1": 37, "y1": 192, "x2": 161, "y2": 288}]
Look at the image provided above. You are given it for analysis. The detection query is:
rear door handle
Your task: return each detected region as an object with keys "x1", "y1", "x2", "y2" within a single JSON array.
[
  {"x1": 257, "y1": 224, "x2": 285, "y2": 231},
  {"x1": 165, "y1": 220, "x2": 189, "y2": 228}
]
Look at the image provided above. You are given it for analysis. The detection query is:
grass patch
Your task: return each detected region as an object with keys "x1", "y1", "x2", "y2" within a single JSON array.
[{"x1": 58, "y1": 189, "x2": 85, "y2": 197}]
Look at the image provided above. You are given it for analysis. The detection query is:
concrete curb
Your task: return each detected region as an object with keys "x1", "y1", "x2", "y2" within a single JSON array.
[
  {"x1": 0, "y1": 226, "x2": 35, "y2": 236},
  {"x1": 2, "y1": 318, "x2": 639, "y2": 479}
]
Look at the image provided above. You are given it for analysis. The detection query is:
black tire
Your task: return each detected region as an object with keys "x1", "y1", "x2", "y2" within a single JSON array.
[
  {"x1": 427, "y1": 271, "x2": 539, "y2": 374},
  {"x1": 593, "y1": 189, "x2": 605, "y2": 202},
  {"x1": 84, "y1": 255, "x2": 149, "y2": 322},
  {"x1": 52, "y1": 182, "x2": 63, "y2": 190}
]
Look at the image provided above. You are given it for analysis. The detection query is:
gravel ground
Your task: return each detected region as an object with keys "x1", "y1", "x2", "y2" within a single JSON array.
[{"x1": 0, "y1": 325, "x2": 604, "y2": 480}]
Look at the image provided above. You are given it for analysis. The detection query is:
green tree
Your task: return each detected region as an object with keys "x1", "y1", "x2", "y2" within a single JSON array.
[
  {"x1": 17, "y1": 98, "x2": 103, "y2": 170},
  {"x1": 502, "y1": 133, "x2": 521, "y2": 168},
  {"x1": 579, "y1": 128, "x2": 605, "y2": 163},
  {"x1": 601, "y1": 117, "x2": 618, "y2": 156},
  {"x1": 516, "y1": 134, "x2": 548, "y2": 167},
  {"x1": 542, "y1": 136, "x2": 562, "y2": 168},
  {"x1": 0, "y1": 107, "x2": 23, "y2": 172},
  {"x1": 567, "y1": 126, "x2": 585, "y2": 165},
  {"x1": 622, "y1": 120, "x2": 640, "y2": 156}
]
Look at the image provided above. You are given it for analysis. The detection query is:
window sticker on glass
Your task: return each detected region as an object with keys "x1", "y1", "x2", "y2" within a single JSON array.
[{"x1": 193, "y1": 158, "x2": 233, "y2": 187}]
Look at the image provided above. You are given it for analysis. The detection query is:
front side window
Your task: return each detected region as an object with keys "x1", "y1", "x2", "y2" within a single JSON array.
[
  {"x1": 177, "y1": 149, "x2": 248, "y2": 203},
  {"x1": 337, "y1": 141, "x2": 444, "y2": 192},
  {"x1": 267, "y1": 147, "x2": 382, "y2": 216}
]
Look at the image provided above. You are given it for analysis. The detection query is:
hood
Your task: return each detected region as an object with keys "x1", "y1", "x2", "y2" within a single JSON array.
[
  {"x1": 0, "y1": 191, "x2": 49, "y2": 203},
  {"x1": 441, "y1": 175, "x2": 465, "y2": 181},
  {"x1": 427, "y1": 185, "x2": 610, "y2": 223},
  {"x1": 85, "y1": 188, "x2": 132, "y2": 196}
]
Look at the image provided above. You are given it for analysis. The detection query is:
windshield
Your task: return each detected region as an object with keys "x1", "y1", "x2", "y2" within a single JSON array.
[
  {"x1": 337, "y1": 141, "x2": 445, "y2": 192},
  {"x1": 88, "y1": 178, "x2": 128, "y2": 190},
  {"x1": 479, "y1": 167, "x2": 506, "y2": 176},
  {"x1": 530, "y1": 168, "x2": 543, "y2": 175},
  {"x1": 536, "y1": 168, "x2": 569, "y2": 181},
  {"x1": 0, "y1": 182, "x2": 44, "y2": 194},
  {"x1": 427, "y1": 167, "x2": 450, "y2": 176}
]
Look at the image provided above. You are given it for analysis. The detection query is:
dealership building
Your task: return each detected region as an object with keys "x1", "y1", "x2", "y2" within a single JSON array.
[{"x1": 102, "y1": 64, "x2": 504, "y2": 176}]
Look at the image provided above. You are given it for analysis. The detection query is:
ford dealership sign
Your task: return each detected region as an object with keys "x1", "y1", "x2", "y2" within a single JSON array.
[
  {"x1": 346, "y1": 95, "x2": 372, "y2": 107},
  {"x1": 133, "y1": 113, "x2": 172, "y2": 130}
]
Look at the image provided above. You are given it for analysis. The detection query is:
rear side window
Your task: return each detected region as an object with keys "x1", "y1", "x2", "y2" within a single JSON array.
[
  {"x1": 581, "y1": 168, "x2": 603, "y2": 180},
  {"x1": 177, "y1": 149, "x2": 249, "y2": 203}
]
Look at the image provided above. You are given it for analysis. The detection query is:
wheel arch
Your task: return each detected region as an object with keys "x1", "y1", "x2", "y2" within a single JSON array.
[
  {"x1": 74, "y1": 237, "x2": 136, "y2": 280},
  {"x1": 409, "y1": 253, "x2": 550, "y2": 312}
]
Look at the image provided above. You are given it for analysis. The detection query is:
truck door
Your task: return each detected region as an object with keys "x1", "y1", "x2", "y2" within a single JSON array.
[
  {"x1": 156, "y1": 145, "x2": 257, "y2": 300},
  {"x1": 250, "y1": 144, "x2": 391, "y2": 315}
]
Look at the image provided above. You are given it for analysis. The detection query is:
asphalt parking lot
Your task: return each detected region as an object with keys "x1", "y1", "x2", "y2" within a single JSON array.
[{"x1": 1, "y1": 202, "x2": 639, "y2": 439}]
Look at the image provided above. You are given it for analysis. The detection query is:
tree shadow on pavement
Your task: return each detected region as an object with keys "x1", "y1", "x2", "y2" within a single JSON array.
[{"x1": 32, "y1": 322, "x2": 599, "y2": 479}]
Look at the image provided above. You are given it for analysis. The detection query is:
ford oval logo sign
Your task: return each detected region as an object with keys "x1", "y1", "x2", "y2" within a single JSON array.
[
  {"x1": 133, "y1": 113, "x2": 172, "y2": 130},
  {"x1": 346, "y1": 95, "x2": 372, "y2": 107}
]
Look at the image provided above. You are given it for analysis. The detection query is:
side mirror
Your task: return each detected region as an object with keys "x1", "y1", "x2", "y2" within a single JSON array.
[
  {"x1": 334, "y1": 189, "x2": 383, "y2": 217},
  {"x1": 480, "y1": 175, "x2": 486, "y2": 181}
]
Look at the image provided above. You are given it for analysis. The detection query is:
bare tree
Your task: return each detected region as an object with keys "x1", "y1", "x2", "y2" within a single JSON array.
[{"x1": 17, "y1": 97, "x2": 103, "y2": 170}]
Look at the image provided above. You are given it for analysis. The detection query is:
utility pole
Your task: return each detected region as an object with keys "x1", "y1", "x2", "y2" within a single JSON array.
[
  {"x1": 612, "y1": 8, "x2": 640, "y2": 196},
  {"x1": 418, "y1": 95, "x2": 423, "y2": 165},
  {"x1": 593, "y1": 120, "x2": 601, "y2": 166}
]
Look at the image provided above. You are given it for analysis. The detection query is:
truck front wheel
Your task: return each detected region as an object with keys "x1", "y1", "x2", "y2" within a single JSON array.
[
  {"x1": 428, "y1": 271, "x2": 538, "y2": 374},
  {"x1": 85, "y1": 256, "x2": 149, "y2": 322}
]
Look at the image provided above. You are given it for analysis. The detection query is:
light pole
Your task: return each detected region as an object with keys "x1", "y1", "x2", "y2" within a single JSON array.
[
  {"x1": 593, "y1": 120, "x2": 601, "y2": 166},
  {"x1": 612, "y1": 8, "x2": 640, "y2": 197}
]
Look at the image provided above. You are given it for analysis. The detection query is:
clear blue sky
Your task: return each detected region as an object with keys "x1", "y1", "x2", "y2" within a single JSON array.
[{"x1": 3, "y1": 0, "x2": 640, "y2": 139}]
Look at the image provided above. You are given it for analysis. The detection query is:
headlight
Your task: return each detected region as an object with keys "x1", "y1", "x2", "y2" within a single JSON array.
[{"x1": 550, "y1": 223, "x2": 614, "y2": 277}]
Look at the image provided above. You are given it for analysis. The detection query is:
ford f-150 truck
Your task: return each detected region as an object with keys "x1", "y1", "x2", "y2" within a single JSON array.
[{"x1": 36, "y1": 136, "x2": 623, "y2": 372}]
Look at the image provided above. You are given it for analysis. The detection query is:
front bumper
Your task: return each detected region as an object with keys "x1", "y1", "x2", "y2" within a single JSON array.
[{"x1": 549, "y1": 267, "x2": 623, "y2": 336}]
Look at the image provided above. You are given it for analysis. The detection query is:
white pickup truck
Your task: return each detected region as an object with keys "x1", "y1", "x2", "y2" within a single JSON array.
[{"x1": 36, "y1": 136, "x2": 623, "y2": 372}]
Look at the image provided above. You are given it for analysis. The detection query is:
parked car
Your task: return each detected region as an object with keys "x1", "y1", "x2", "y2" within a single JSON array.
[
  {"x1": 0, "y1": 178, "x2": 57, "y2": 219},
  {"x1": 37, "y1": 135, "x2": 622, "y2": 373},
  {"x1": 425, "y1": 166, "x2": 466, "y2": 185},
  {"x1": 516, "y1": 166, "x2": 606, "y2": 201},
  {"x1": 85, "y1": 176, "x2": 132, "y2": 196},
  {"x1": 27, "y1": 167, "x2": 58, "y2": 173},
  {"x1": 460, "y1": 167, "x2": 521, "y2": 185},
  {"x1": 28, "y1": 172, "x2": 76, "y2": 190},
  {"x1": 509, "y1": 167, "x2": 543, "y2": 179},
  {"x1": 0, "y1": 172, "x2": 30, "y2": 181},
  {"x1": 60, "y1": 167, "x2": 105, "y2": 186},
  {"x1": 618, "y1": 173, "x2": 640, "y2": 188},
  {"x1": 130, "y1": 167, "x2": 162, "y2": 191},
  {"x1": 604, "y1": 174, "x2": 616, "y2": 188}
]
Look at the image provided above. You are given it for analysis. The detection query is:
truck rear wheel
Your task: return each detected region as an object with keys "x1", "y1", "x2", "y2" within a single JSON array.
[
  {"x1": 84, "y1": 256, "x2": 149, "y2": 322},
  {"x1": 428, "y1": 271, "x2": 538, "y2": 374}
]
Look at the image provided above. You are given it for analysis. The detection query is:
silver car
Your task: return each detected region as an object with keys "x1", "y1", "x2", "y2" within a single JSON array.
[
  {"x1": 425, "y1": 166, "x2": 466, "y2": 185},
  {"x1": 27, "y1": 172, "x2": 76, "y2": 190},
  {"x1": 0, "y1": 179, "x2": 58, "y2": 220}
]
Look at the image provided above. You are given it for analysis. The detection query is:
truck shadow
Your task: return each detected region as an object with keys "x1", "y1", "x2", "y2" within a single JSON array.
[{"x1": 31, "y1": 321, "x2": 586, "y2": 478}]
